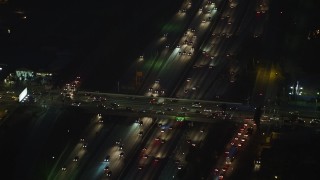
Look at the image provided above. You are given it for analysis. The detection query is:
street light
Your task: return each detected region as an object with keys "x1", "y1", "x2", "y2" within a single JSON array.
[
  {"x1": 138, "y1": 55, "x2": 144, "y2": 62},
  {"x1": 315, "y1": 96, "x2": 318, "y2": 117}
]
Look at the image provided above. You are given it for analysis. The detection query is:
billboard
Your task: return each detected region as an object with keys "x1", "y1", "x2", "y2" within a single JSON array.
[{"x1": 19, "y1": 88, "x2": 28, "y2": 102}]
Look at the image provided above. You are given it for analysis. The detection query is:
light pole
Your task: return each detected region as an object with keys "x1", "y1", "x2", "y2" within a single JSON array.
[
  {"x1": 117, "y1": 81, "x2": 120, "y2": 93},
  {"x1": 314, "y1": 91, "x2": 319, "y2": 117},
  {"x1": 316, "y1": 97, "x2": 318, "y2": 117}
]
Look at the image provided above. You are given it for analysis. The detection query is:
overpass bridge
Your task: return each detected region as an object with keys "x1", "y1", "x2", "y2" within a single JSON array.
[
  {"x1": 29, "y1": 90, "x2": 255, "y2": 123},
  {"x1": 21, "y1": 88, "x2": 318, "y2": 122},
  {"x1": 76, "y1": 103, "x2": 253, "y2": 124},
  {"x1": 76, "y1": 91, "x2": 245, "y2": 107},
  {"x1": 74, "y1": 91, "x2": 319, "y2": 119}
]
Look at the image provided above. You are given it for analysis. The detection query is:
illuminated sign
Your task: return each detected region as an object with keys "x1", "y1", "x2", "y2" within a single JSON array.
[
  {"x1": 176, "y1": 116, "x2": 185, "y2": 121},
  {"x1": 19, "y1": 88, "x2": 27, "y2": 102}
]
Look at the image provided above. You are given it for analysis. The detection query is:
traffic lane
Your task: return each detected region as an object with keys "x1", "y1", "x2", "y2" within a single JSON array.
[
  {"x1": 50, "y1": 96, "x2": 252, "y2": 122},
  {"x1": 212, "y1": 120, "x2": 255, "y2": 179},
  {"x1": 222, "y1": 0, "x2": 256, "y2": 48},
  {"x1": 99, "y1": 134, "x2": 135, "y2": 179},
  {"x1": 158, "y1": 128, "x2": 188, "y2": 180},
  {"x1": 203, "y1": 73, "x2": 230, "y2": 100},
  {"x1": 180, "y1": 122, "x2": 209, "y2": 155},
  {"x1": 50, "y1": 118, "x2": 101, "y2": 180},
  {"x1": 52, "y1": 116, "x2": 112, "y2": 180},
  {"x1": 74, "y1": 105, "x2": 249, "y2": 124},
  {"x1": 180, "y1": 35, "x2": 232, "y2": 98},
  {"x1": 174, "y1": 66, "x2": 206, "y2": 98},
  {"x1": 211, "y1": 30, "x2": 233, "y2": 56},
  {"x1": 52, "y1": 115, "x2": 135, "y2": 179},
  {"x1": 128, "y1": 29, "x2": 178, "y2": 94},
  {"x1": 136, "y1": 120, "x2": 185, "y2": 180},
  {"x1": 150, "y1": 43, "x2": 189, "y2": 86},
  {"x1": 138, "y1": 124, "x2": 176, "y2": 179},
  {"x1": 199, "y1": 42, "x2": 253, "y2": 97},
  {"x1": 155, "y1": 2, "x2": 218, "y2": 93},
  {"x1": 253, "y1": 12, "x2": 267, "y2": 38},
  {"x1": 74, "y1": 119, "x2": 129, "y2": 179},
  {"x1": 159, "y1": 122, "x2": 210, "y2": 179},
  {"x1": 198, "y1": 59, "x2": 231, "y2": 98},
  {"x1": 58, "y1": 93, "x2": 251, "y2": 118},
  {"x1": 199, "y1": 62, "x2": 224, "y2": 92},
  {"x1": 55, "y1": 125, "x2": 105, "y2": 179},
  {"x1": 265, "y1": 64, "x2": 280, "y2": 101},
  {"x1": 75, "y1": 96, "x2": 153, "y2": 110},
  {"x1": 156, "y1": 54, "x2": 191, "y2": 95},
  {"x1": 139, "y1": 119, "x2": 174, "y2": 161},
  {"x1": 75, "y1": 90, "x2": 245, "y2": 107},
  {"x1": 145, "y1": 120, "x2": 185, "y2": 180},
  {"x1": 139, "y1": 1, "x2": 205, "y2": 95},
  {"x1": 159, "y1": 158, "x2": 180, "y2": 180},
  {"x1": 181, "y1": 67, "x2": 220, "y2": 99},
  {"x1": 122, "y1": 0, "x2": 195, "y2": 85},
  {"x1": 226, "y1": 126, "x2": 260, "y2": 180},
  {"x1": 139, "y1": 49, "x2": 174, "y2": 95},
  {"x1": 180, "y1": 121, "x2": 238, "y2": 179},
  {"x1": 122, "y1": 119, "x2": 176, "y2": 179},
  {"x1": 122, "y1": 118, "x2": 163, "y2": 179},
  {"x1": 13, "y1": 107, "x2": 62, "y2": 180},
  {"x1": 251, "y1": 66, "x2": 270, "y2": 106},
  {"x1": 212, "y1": 20, "x2": 227, "y2": 36},
  {"x1": 78, "y1": 117, "x2": 153, "y2": 180},
  {"x1": 186, "y1": 122, "x2": 208, "y2": 147},
  {"x1": 142, "y1": 50, "x2": 182, "y2": 97},
  {"x1": 42, "y1": 110, "x2": 97, "y2": 180},
  {"x1": 148, "y1": 3, "x2": 192, "y2": 50},
  {"x1": 100, "y1": 121, "x2": 146, "y2": 180},
  {"x1": 79, "y1": 122, "x2": 126, "y2": 180},
  {"x1": 202, "y1": 31, "x2": 225, "y2": 54},
  {"x1": 233, "y1": 0, "x2": 259, "y2": 36},
  {"x1": 182, "y1": 67, "x2": 218, "y2": 99},
  {"x1": 180, "y1": 0, "x2": 255, "y2": 99},
  {"x1": 214, "y1": 3, "x2": 258, "y2": 72},
  {"x1": 145, "y1": 119, "x2": 176, "y2": 158}
]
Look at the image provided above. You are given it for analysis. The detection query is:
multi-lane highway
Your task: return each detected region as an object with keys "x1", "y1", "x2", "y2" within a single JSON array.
[
  {"x1": 119, "y1": 0, "x2": 272, "y2": 103},
  {"x1": 2, "y1": 0, "x2": 319, "y2": 180}
]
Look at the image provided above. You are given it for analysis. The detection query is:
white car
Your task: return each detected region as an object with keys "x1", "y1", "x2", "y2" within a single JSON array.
[{"x1": 71, "y1": 102, "x2": 81, "y2": 106}]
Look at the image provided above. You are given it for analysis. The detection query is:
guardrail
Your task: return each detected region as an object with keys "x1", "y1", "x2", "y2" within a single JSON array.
[{"x1": 77, "y1": 91, "x2": 244, "y2": 106}]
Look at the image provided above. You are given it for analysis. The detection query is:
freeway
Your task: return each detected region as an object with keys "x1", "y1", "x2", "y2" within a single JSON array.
[
  {"x1": 175, "y1": 0, "x2": 263, "y2": 100},
  {"x1": 115, "y1": 0, "x2": 270, "y2": 104},
  {"x1": 1, "y1": 0, "x2": 319, "y2": 180}
]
